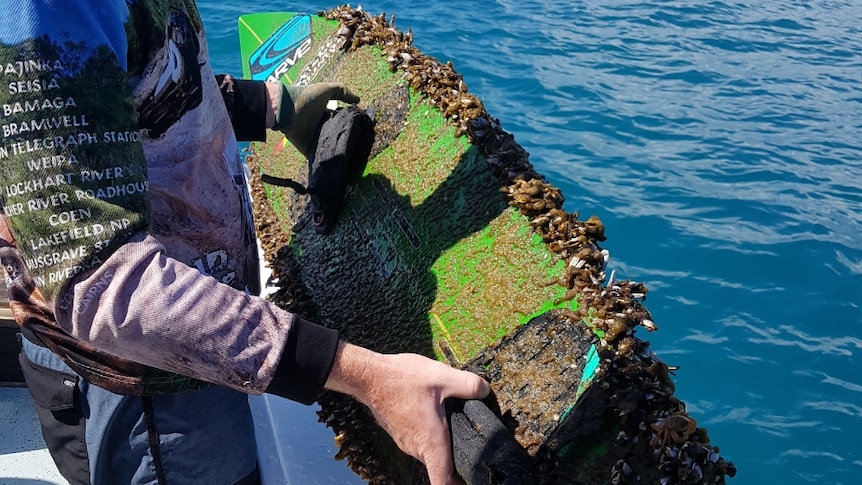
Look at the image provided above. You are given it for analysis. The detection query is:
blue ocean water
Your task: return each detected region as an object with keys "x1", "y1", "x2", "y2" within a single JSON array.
[{"x1": 199, "y1": 1, "x2": 862, "y2": 483}]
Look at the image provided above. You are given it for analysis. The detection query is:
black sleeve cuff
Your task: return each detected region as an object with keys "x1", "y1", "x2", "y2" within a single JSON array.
[
  {"x1": 265, "y1": 316, "x2": 340, "y2": 405},
  {"x1": 215, "y1": 74, "x2": 268, "y2": 142}
]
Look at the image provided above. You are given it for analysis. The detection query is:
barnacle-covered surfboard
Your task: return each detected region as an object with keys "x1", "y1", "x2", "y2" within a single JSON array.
[{"x1": 239, "y1": 6, "x2": 735, "y2": 485}]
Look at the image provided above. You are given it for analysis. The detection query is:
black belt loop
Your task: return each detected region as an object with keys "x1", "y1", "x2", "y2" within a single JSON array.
[{"x1": 20, "y1": 326, "x2": 47, "y2": 348}]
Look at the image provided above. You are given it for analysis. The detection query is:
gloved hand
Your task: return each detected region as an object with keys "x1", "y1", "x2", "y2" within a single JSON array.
[{"x1": 273, "y1": 82, "x2": 361, "y2": 158}]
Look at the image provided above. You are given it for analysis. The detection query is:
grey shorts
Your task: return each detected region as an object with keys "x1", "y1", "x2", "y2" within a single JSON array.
[{"x1": 20, "y1": 338, "x2": 260, "y2": 485}]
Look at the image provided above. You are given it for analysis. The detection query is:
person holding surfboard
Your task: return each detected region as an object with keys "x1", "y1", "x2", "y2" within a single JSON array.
[{"x1": 0, "y1": 2, "x2": 488, "y2": 484}]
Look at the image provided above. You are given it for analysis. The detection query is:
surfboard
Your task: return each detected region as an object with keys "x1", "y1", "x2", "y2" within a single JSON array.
[{"x1": 239, "y1": 7, "x2": 735, "y2": 485}]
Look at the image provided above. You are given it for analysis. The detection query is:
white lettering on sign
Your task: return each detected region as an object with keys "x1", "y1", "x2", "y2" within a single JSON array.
[
  {"x1": 2, "y1": 59, "x2": 64, "y2": 77},
  {"x1": 2, "y1": 97, "x2": 77, "y2": 117}
]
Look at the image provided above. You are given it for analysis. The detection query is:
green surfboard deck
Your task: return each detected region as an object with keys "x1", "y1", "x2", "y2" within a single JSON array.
[
  {"x1": 238, "y1": 11, "x2": 579, "y2": 365},
  {"x1": 237, "y1": 8, "x2": 736, "y2": 485},
  {"x1": 238, "y1": 10, "x2": 603, "y2": 483}
]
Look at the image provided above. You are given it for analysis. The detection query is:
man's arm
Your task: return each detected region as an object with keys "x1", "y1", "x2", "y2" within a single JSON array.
[
  {"x1": 216, "y1": 75, "x2": 358, "y2": 157},
  {"x1": 60, "y1": 177, "x2": 489, "y2": 484}
]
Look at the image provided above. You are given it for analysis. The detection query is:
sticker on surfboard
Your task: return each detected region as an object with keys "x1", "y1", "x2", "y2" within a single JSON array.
[{"x1": 246, "y1": 14, "x2": 313, "y2": 82}]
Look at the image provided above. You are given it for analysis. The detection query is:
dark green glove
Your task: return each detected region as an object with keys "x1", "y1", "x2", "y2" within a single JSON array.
[{"x1": 273, "y1": 82, "x2": 361, "y2": 158}]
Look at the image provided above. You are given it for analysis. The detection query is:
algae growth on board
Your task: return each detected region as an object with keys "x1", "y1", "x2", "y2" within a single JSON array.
[{"x1": 249, "y1": 23, "x2": 575, "y2": 362}]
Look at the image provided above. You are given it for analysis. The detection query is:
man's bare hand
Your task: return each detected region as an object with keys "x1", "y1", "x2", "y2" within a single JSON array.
[{"x1": 325, "y1": 342, "x2": 491, "y2": 485}]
